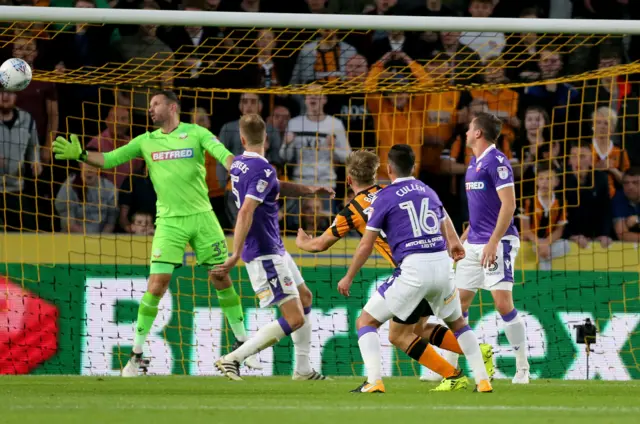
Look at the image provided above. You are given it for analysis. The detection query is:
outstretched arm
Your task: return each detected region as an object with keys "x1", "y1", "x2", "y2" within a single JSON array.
[
  {"x1": 296, "y1": 228, "x2": 340, "y2": 253},
  {"x1": 297, "y1": 201, "x2": 357, "y2": 252},
  {"x1": 53, "y1": 134, "x2": 142, "y2": 169}
]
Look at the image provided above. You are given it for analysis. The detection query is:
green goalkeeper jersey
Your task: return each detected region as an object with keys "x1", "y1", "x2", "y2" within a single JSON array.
[{"x1": 103, "y1": 122, "x2": 233, "y2": 218}]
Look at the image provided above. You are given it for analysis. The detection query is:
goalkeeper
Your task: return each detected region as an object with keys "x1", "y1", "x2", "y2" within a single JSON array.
[{"x1": 53, "y1": 90, "x2": 260, "y2": 376}]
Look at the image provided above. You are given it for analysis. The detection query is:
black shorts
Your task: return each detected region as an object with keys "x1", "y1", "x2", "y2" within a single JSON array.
[{"x1": 392, "y1": 299, "x2": 434, "y2": 325}]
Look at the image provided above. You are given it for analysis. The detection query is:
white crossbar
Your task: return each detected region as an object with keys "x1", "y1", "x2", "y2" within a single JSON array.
[{"x1": 0, "y1": 6, "x2": 638, "y2": 35}]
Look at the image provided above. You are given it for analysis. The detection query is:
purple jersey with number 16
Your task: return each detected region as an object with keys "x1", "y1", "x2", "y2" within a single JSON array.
[
  {"x1": 465, "y1": 145, "x2": 519, "y2": 244},
  {"x1": 229, "y1": 151, "x2": 285, "y2": 263},
  {"x1": 365, "y1": 177, "x2": 447, "y2": 264}
]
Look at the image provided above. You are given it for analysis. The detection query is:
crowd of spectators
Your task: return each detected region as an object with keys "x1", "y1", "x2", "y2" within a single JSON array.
[{"x1": 1, "y1": 0, "x2": 640, "y2": 269}]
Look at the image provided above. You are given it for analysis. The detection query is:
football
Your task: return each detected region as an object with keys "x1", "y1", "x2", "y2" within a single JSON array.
[{"x1": 0, "y1": 58, "x2": 32, "y2": 92}]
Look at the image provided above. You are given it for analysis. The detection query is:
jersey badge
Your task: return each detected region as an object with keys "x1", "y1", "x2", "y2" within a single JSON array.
[
  {"x1": 497, "y1": 166, "x2": 509, "y2": 180},
  {"x1": 476, "y1": 161, "x2": 482, "y2": 171},
  {"x1": 257, "y1": 179, "x2": 268, "y2": 193},
  {"x1": 179, "y1": 133, "x2": 188, "y2": 139}
]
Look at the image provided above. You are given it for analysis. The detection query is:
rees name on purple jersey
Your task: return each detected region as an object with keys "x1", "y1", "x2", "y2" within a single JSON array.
[
  {"x1": 465, "y1": 145, "x2": 519, "y2": 244},
  {"x1": 365, "y1": 177, "x2": 447, "y2": 264},
  {"x1": 229, "y1": 151, "x2": 285, "y2": 262}
]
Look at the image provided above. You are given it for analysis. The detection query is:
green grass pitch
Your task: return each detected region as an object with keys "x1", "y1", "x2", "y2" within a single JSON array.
[{"x1": 2, "y1": 377, "x2": 639, "y2": 424}]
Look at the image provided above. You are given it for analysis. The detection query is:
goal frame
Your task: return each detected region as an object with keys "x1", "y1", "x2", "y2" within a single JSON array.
[{"x1": 1, "y1": 5, "x2": 639, "y2": 35}]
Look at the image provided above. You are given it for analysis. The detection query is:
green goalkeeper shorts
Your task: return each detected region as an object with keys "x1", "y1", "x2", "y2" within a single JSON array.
[{"x1": 150, "y1": 211, "x2": 228, "y2": 273}]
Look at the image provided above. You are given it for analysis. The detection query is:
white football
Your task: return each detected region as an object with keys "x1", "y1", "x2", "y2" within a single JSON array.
[{"x1": 0, "y1": 58, "x2": 32, "y2": 92}]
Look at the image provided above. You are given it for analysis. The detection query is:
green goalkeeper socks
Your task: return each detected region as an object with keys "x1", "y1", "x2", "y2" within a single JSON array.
[
  {"x1": 133, "y1": 292, "x2": 161, "y2": 354},
  {"x1": 217, "y1": 286, "x2": 247, "y2": 342}
]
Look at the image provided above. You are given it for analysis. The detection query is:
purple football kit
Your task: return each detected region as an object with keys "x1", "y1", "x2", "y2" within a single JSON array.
[
  {"x1": 455, "y1": 144, "x2": 521, "y2": 292},
  {"x1": 363, "y1": 177, "x2": 461, "y2": 323},
  {"x1": 229, "y1": 151, "x2": 304, "y2": 308}
]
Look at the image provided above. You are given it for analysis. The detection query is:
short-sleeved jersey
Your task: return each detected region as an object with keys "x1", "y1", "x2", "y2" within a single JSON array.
[
  {"x1": 325, "y1": 184, "x2": 396, "y2": 266},
  {"x1": 466, "y1": 144, "x2": 519, "y2": 244},
  {"x1": 102, "y1": 122, "x2": 233, "y2": 218},
  {"x1": 591, "y1": 141, "x2": 630, "y2": 198},
  {"x1": 366, "y1": 177, "x2": 447, "y2": 264},
  {"x1": 520, "y1": 194, "x2": 567, "y2": 239},
  {"x1": 229, "y1": 151, "x2": 284, "y2": 263}
]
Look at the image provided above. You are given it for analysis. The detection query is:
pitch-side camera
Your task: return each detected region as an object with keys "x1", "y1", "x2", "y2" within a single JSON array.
[{"x1": 574, "y1": 318, "x2": 597, "y2": 344}]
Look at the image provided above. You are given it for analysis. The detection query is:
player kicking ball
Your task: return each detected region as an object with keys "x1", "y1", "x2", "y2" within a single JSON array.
[
  {"x1": 455, "y1": 112, "x2": 530, "y2": 384},
  {"x1": 337, "y1": 145, "x2": 492, "y2": 393},
  {"x1": 52, "y1": 90, "x2": 260, "y2": 375},
  {"x1": 296, "y1": 150, "x2": 493, "y2": 391},
  {"x1": 213, "y1": 114, "x2": 333, "y2": 381}
]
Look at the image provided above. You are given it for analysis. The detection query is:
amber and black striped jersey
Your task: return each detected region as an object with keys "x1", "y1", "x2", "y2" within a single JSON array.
[
  {"x1": 520, "y1": 194, "x2": 568, "y2": 239},
  {"x1": 324, "y1": 184, "x2": 396, "y2": 266}
]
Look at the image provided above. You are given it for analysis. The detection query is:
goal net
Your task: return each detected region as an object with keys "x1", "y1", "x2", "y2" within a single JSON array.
[{"x1": 0, "y1": 7, "x2": 638, "y2": 380}]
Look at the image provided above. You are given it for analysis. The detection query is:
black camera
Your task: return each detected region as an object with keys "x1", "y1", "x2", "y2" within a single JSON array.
[{"x1": 574, "y1": 318, "x2": 597, "y2": 344}]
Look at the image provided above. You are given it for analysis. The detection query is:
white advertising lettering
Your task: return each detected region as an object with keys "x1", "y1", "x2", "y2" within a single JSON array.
[{"x1": 151, "y1": 148, "x2": 194, "y2": 161}]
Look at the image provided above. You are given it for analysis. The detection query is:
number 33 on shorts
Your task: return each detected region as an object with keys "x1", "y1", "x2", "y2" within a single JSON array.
[{"x1": 211, "y1": 241, "x2": 227, "y2": 258}]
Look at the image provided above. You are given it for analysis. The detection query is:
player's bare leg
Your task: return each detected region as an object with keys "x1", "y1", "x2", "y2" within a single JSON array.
[
  {"x1": 216, "y1": 297, "x2": 305, "y2": 381},
  {"x1": 122, "y1": 272, "x2": 171, "y2": 377},
  {"x1": 492, "y1": 289, "x2": 530, "y2": 384},
  {"x1": 459, "y1": 288, "x2": 476, "y2": 321},
  {"x1": 209, "y1": 270, "x2": 262, "y2": 370},
  {"x1": 291, "y1": 283, "x2": 326, "y2": 380},
  {"x1": 352, "y1": 311, "x2": 385, "y2": 393},
  {"x1": 445, "y1": 313, "x2": 492, "y2": 393},
  {"x1": 389, "y1": 320, "x2": 469, "y2": 391}
]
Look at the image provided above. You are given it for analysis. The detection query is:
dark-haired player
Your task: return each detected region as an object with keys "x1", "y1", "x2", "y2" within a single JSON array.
[
  {"x1": 53, "y1": 90, "x2": 259, "y2": 376},
  {"x1": 456, "y1": 112, "x2": 530, "y2": 384},
  {"x1": 297, "y1": 149, "x2": 494, "y2": 391},
  {"x1": 336, "y1": 144, "x2": 493, "y2": 393}
]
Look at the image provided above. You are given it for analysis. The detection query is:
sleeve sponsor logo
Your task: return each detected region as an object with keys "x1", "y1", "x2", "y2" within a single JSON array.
[
  {"x1": 256, "y1": 179, "x2": 268, "y2": 193},
  {"x1": 151, "y1": 148, "x2": 194, "y2": 161}
]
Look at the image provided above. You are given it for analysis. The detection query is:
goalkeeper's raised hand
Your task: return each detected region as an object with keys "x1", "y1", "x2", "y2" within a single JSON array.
[{"x1": 52, "y1": 135, "x2": 83, "y2": 160}]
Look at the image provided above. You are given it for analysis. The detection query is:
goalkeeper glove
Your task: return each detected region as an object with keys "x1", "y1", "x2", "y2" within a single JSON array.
[{"x1": 53, "y1": 134, "x2": 86, "y2": 161}]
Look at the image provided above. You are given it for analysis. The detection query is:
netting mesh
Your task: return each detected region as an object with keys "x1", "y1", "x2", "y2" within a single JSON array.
[
  {"x1": 0, "y1": 16, "x2": 639, "y2": 379},
  {"x1": 0, "y1": 22, "x2": 632, "y2": 90}
]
